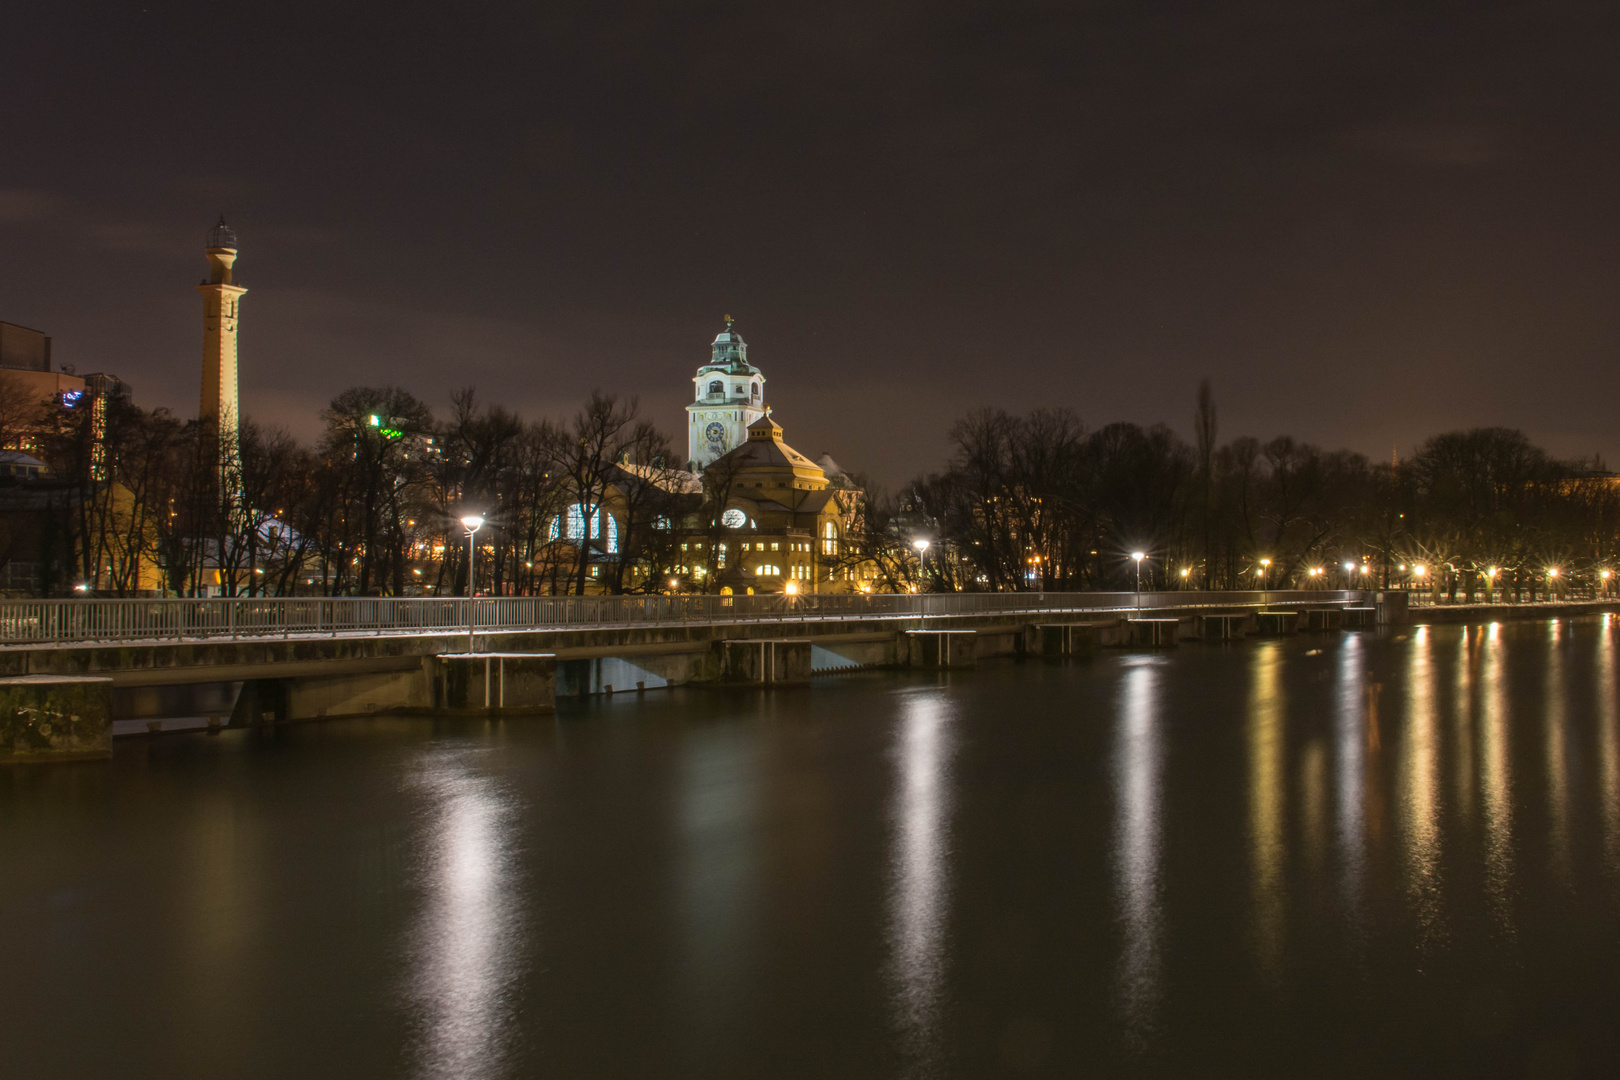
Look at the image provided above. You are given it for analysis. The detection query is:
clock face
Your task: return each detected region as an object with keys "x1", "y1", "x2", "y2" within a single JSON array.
[
  {"x1": 721, "y1": 508, "x2": 747, "y2": 528},
  {"x1": 705, "y1": 421, "x2": 726, "y2": 443}
]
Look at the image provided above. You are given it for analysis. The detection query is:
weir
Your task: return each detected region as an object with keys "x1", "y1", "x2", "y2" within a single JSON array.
[{"x1": 0, "y1": 590, "x2": 1413, "y2": 762}]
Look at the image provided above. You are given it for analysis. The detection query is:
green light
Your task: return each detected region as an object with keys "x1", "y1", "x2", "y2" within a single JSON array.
[{"x1": 380, "y1": 428, "x2": 404, "y2": 440}]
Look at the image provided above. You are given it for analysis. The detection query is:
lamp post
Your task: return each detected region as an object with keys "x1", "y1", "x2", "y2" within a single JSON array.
[
  {"x1": 1131, "y1": 551, "x2": 1146, "y2": 612},
  {"x1": 1258, "y1": 557, "x2": 1271, "y2": 593},
  {"x1": 913, "y1": 539, "x2": 931, "y2": 624},
  {"x1": 1344, "y1": 560, "x2": 1357, "y2": 597},
  {"x1": 460, "y1": 514, "x2": 484, "y2": 653}
]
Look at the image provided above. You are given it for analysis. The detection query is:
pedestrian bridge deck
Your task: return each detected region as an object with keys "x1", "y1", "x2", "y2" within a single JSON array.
[{"x1": 0, "y1": 590, "x2": 1362, "y2": 649}]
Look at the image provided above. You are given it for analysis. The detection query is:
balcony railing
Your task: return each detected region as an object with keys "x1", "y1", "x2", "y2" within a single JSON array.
[{"x1": 0, "y1": 590, "x2": 1362, "y2": 647}]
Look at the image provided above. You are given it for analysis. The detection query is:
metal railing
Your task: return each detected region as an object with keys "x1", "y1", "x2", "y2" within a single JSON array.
[{"x1": 0, "y1": 590, "x2": 1363, "y2": 647}]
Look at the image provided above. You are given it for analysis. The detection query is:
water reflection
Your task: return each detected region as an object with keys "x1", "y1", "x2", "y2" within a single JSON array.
[
  {"x1": 1600, "y1": 617, "x2": 1620, "y2": 873},
  {"x1": 406, "y1": 752, "x2": 522, "y2": 1080},
  {"x1": 1334, "y1": 635, "x2": 1367, "y2": 940},
  {"x1": 1403, "y1": 626, "x2": 1442, "y2": 936},
  {"x1": 888, "y1": 691, "x2": 955, "y2": 1071},
  {"x1": 1478, "y1": 623, "x2": 1515, "y2": 932},
  {"x1": 1113, "y1": 658, "x2": 1164, "y2": 1038},
  {"x1": 1452, "y1": 627, "x2": 1476, "y2": 825},
  {"x1": 677, "y1": 728, "x2": 759, "y2": 1039},
  {"x1": 1544, "y1": 621, "x2": 1571, "y2": 884},
  {"x1": 1249, "y1": 643, "x2": 1286, "y2": 975}
]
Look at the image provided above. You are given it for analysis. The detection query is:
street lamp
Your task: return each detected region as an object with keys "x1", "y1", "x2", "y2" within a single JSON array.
[
  {"x1": 460, "y1": 513, "x2": 484, "y2": 653},
  {"x1": 1258, "y1": 557, "x2": 1271, "y2": 592},
  {"x1": 1344, "y1": 560, "x2": 1357, "y2": 594},
  {"x1": 1131, "y1": 551, "x2": 1146, "y2": 612},
  {"x1": 913, "y1": 539, "x2": 930, "y2": 593}
]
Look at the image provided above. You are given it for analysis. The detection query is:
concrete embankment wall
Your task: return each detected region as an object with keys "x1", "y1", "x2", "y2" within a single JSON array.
[{"x1": 1409, "y1": 600, "x2": 1620, "y2": 625}]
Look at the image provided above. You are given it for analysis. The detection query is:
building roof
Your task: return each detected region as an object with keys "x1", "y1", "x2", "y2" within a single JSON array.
[
  {"x1": 208, "y1": 215, "x2": 237, "y2": 250},
  {"x1": 697, "y1": 315, "x2": 761, "y2": 376},
  {"x1": 613, "y1": 461, "x2": 703, "y2": 494},
  {"x1": 709, "y1": 411, "x2": 824, "y2": 477}
]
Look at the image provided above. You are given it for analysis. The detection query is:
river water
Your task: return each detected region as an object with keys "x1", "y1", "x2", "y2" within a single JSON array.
[{"x1": 4, "y1": 618, "x2": 1619, "y2": 1078}]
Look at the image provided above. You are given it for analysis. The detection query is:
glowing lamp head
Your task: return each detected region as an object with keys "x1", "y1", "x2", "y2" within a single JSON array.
[
  {"x1": 1344, "y1": 561, "x2": 1356, "y2": 573},
  {"x1": 1548, "y1": 567, "x2": 1559, "y2": 578},
  {"x1": 913, "y1": 539, "x2": 930, "y2": 553},
  {"x1": 1131, "y1": 551, "x2": 1145, "y2": 563},
  {"x1": 460, "y1": 514, "x2": 485, "y2": 532},
  {"x1": 1604, "y1": 570, "x2": 1613, "y2": 580},
  {"x1": 1413, "y1": 565, "x2": 1426, "y2": 577},
  {"x1": 785, "y1": 581, "x2": 798, "y2": 595},
  {"x1": 1180, "y1": 568, "x2": 1190, "y2": 577},
  {"x1": 1260, "y1": 558, "x2": 1271, "y2": 567}
]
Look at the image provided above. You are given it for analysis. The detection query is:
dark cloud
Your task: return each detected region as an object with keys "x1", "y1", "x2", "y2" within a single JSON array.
[{"x1": 3, "y1": 0, "x2": 1619, "y2": 481}]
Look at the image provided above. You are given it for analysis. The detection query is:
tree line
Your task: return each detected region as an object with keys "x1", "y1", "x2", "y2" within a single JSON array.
[
  {"x1": 3, "y1": 374, "x2": 1614, "y2": 600},
  {"x1": 900, "y1": 381, "x2": 1620, "y2": 600}
]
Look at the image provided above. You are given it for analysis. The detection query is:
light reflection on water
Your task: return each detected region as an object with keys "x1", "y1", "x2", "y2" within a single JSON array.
[
  {"x1": 1544, "y1": 620, "x2": 1572, "y2": 884},
  {"x1": 1600, "y1": 616, "x2": 1620, "y2": 873},
  {"x1": 1478, "y1": 623, "x2": 1515, "y2": 932},
  {"x1": 405, "y1": 751, "x2": 522, "y2": 1080},
  {"x1": 888, "y1": 690, "x2": 955, "y2": 1073},
  {"x1": 1334, "y1": 634, "x2": 1368, "y2": 944},
  {"x1": 1248, "y1": 642, "x2": 1287, "y2": 976},
  {"x1": 1112, "y1": 657, "x2": 1165, "y2": 1039},
  {"x1": 1403, "y1": 625, "x2": 1442, "y2": 938}
]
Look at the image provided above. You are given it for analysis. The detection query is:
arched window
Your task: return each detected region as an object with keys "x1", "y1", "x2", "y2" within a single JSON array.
[
  {"x1": 822, "y1": 520, "x2": 837, "y2": 555},
  {"x1": 548, "y1": 503, "x2": 619, "y2": 553},
  {"x1": 708, "y1": 380, "x2": 723, "y2": 395}
]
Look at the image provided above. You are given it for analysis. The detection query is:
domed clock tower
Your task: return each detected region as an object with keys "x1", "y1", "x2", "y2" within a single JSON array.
[{"x1": 686, "y1": 316, "x2": 767, "y2": 470}]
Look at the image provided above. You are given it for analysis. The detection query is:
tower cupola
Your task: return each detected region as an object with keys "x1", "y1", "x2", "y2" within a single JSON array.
[{"x1": 687, "y1": 315, "x2": 768, "y2": 470}]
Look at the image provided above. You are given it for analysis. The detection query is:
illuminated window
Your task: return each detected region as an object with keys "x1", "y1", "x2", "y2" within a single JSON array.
[
  {"x1": 548, "y1": 504, "x2": 619, "y2": 553},
  {"x1": 708, "y1": 380, "x2": 723, "y2": 395}
]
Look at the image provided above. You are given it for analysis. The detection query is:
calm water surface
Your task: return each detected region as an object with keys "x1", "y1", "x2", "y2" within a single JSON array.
[{"x1": 4, "y1": 619, "x2": 1620, "y2": 1078}]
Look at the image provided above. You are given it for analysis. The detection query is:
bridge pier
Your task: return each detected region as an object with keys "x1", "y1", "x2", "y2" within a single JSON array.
[
  {"x1": 1257, "y1": 610, "x2": 1300, "y2": 636},
  {"x1": 907, "y1": 630, "x2": 977, "y2": 669},
  {"x1": 1127, "y1": 618, "x2": 1181, "y2": 647},
  {"x1": 0, "y1": 675, "x2": 113, "y2": 762},
  {"x1": 720, "y1": 639, "x2": 812, "y2": 686},
  {"x1": 435, "y1": 653, "x2": 556, "y2": 712}
]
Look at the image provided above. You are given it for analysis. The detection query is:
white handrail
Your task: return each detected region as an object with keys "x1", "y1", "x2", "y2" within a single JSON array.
[{"x1": 0, "y1": 590, "x2": 1365, "y2": 646}]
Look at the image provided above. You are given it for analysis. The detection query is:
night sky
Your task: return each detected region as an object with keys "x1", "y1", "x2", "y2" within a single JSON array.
[{"x1": 4, "y1": 2, "x2": 1618, "y2": 484}]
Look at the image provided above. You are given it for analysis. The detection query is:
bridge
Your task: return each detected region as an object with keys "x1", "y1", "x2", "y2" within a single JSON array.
[{"x1": 1, "y1": 590, "x2": 1397, "y2": 763}]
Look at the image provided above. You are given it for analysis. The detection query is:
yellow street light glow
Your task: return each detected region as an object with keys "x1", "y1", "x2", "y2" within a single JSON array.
[
  {"x1": 1180, "y1": 568, "x2": 1190, "y2": 577},
  {"x1": 1344, "y1": 561, "x2": 1356, "y2": 573},
  {"x1": 1413, "y1": 565, "x2": 1426, "y2": 576},
  {"x1": 785, "y1": 581, "x2": 799, "y2": 595},
  {"x1": 1548, "y1": 567, "x2": 1559, "y2": 577},
  {"x1": 1604, "y1": 570, "x2": 1613, "y2": 580},
  {"x1": 1131, "y1": 551, "x2": 1145, "y2": 562},
  {"x1": 460, "y1": 514, "x2": 485, "y2": 532},
  {"x1": 1308, "y1": 567, "x2": 1321, "y2": 576},
  {"x1": 1488, "y1": 567, "x2": 1498, "y2": 578},
  {"x1": 1260, "y1": 558, "x2": 1271, "y2": 567}
]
